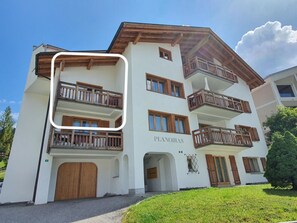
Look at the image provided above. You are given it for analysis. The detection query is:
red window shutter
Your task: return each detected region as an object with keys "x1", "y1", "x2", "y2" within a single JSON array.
[
  {"x1": 229, "y1": 156, "x2": 241, "y2": 185},
  {"x1": 205, "y1": 154, "x2": 218, "y2": 187},
  {"x1": 242, "y1": 101, "x2": 251, "y2": 113},
  {"x1": 242, "y1": 157, "x2": 251, "y2": 173},
  {"x1": 260, "y1": 157, "x2": 267, "y2": 171}
]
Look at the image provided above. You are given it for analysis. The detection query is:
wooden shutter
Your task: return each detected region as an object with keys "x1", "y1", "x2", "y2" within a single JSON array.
[
  {"x1": 99, "y1": 120, "x2": 109, "y2": 127},
  {"x1": 229, "y1": 156, "x2": 241, "y2": 185},
  {"x1": 205, "y1": 154, "x2": 218, "y2": 187},
  {"x1": 251, "y1": 128, "x2": 260, "y2": 141},
  {"x1": 242, "y1": 157, "x2": 251, "y2": 173},
  {"x1": 242, "y1": 101, "x2": 251, "y2": 113},
  {"x1": 115, "y1": 116, "x2": 122, "y2": 128},
  {"x1": 260, "y1": 157, "x2": 267, "y2": 171},
  {"x1": 62, "y1": 116, "x2": 73, "y2": 132}
]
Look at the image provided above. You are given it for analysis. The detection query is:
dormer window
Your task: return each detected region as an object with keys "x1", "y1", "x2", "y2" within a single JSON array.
[{"x1": 159, "y1": 47, "x2": 172, "y2": 61}]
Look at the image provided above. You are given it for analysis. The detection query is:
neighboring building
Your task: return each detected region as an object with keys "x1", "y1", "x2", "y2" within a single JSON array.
[
  {"x1": 0, "y1": 22, "x2": 268, "y2": 205},
  {"x1": 252, "y1": 66, "x2": 297, "y2": 127}
]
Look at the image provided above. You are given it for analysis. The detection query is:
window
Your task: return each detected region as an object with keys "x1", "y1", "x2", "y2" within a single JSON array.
[
  {"x1": 159, "y1": 47, "x2": 172, "y2": 61},
  {"x1": 277, "y1": 85, "x2": 295, "y2": 97},
  {"x1": 149, "y1": 113, "x2": 169, "y2": 132},
  {"x1": 146, "y1": 75, "x2": 167, "y2": 94},
  {"x1": 171, "y1": 82, "x2": 184, "y2": 97},
  {"x1": 186, "y1": 155, "x2": 199, "y2": 173},
  {"x1": 62, "y1": 116, "x2": 109, "y2": 133},
  {"x1": 148, "y1": 110, "x2": 190, "y2": 134},
  {"x1": 146, "y1": 74, "x2": 184, "y2": 98},
  {"x1": 175, "y1": 116, "x2": 185, "y2": 133},
  {"x1": 235, "y1": 125, "x2": 260, "y2": 141},
  {"x1": 243, "y1": 157, "x2": 260, "y2": 173}
]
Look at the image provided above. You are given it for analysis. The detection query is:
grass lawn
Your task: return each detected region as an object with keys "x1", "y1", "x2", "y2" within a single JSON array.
[{"x1": 123, "y1": 184, "x2": 297, "y2": 223}]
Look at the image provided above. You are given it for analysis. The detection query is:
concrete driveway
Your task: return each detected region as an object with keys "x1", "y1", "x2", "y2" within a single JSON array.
[{"x1": 0, "y1": 195, "x2": 144, "y2": 223}]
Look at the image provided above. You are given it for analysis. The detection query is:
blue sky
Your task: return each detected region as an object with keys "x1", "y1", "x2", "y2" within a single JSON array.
[{"x1": 1, "y1": 0, "x2": 297, "y2": 122}]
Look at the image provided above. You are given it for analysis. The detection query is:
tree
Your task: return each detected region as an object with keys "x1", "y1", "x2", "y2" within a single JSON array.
[
  {"x1": 263, "y1": 106, "x2": 297, "y2": 143},
  {"x1": 264, "y1": 132, "x2": 297, "y2": 190},
  {"x1": 0, "y1": 106, "x2": 15, "y2": 166}
]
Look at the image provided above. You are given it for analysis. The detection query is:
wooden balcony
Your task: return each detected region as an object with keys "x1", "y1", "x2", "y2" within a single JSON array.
[
  {"x1": 58, "y1": 81, "x2": 123, "y2": 109},
  {"x1": 184, "y1": 57, "x2": 238, "y2": 82},
  {"x1": 50, "y1": 129, "x2": 123, "y2": 151},
  {"x1": 187, "y1": 90, "x2": 251, "y2": 121},
  {"x1": 192, "y1": 127, "x2": 253, "y2": 149},
  {"x1": 183, "y1": 57, "x2": 238, "y2": 91}
]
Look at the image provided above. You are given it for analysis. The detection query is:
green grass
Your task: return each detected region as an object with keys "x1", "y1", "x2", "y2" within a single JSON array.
[{"x1": 123, "y1": 185, "x2": 297, "y2": 223}]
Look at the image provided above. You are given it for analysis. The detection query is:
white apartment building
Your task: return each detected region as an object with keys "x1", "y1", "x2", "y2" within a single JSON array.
[
  {"x1": 0, "y1": 22, "x2": 268, "y2": 204},
  {"x1": 252, "y1": 66, "x2": 297, "y2": 127}
]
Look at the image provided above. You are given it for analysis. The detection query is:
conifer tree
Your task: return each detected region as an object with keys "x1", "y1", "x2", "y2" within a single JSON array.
[{"x1": 0, "y1": 106, "x2": 15, "y2": 166}]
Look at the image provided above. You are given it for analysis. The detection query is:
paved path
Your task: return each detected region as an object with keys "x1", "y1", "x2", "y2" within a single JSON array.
[{"x1": 0, "y1": 195, "x2": 144, "y2": 223}]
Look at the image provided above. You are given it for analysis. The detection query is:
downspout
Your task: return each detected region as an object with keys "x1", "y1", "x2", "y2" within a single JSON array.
[{"x1": 32, "y1": 96, "x2": 50, "y2": 203}]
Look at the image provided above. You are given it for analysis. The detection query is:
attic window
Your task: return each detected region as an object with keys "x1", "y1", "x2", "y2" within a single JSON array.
[{"x1": 159, "y1": 47, "x2": 172, "y2": 61}]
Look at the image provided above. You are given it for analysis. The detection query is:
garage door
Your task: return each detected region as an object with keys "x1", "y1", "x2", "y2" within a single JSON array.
[{"x1": 55, "y1": 162, "x2": 97, "y2": 201}]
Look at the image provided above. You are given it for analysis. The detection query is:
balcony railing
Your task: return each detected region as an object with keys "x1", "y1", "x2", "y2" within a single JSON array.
[
  {"x1": 192, "y1": 127, "x2": 253, "y2": 148},
  {"x1": 50, "y1": 129, "x2": 123, "y2": 151},
  {"x1": 58, "y1": 81, "x2": 123, "y2": 109},
  {"x1": 188, "y1": 89, "x2": 248, "y2": 113},
  {"x1": 183, "y1": 57, "x2": 238, "y2": 83}
]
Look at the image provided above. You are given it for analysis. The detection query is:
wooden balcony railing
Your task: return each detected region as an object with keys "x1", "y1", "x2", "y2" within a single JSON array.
[
  {"x1": 183, "y1": 56, "x2": 238, "y2": 83},
  {"x1": 58, "y1": 81, "x2": 123, "y2": 109},
  {"x1": 192, "y1": 127, "x2": 253, "y2": 148},
  {"x1": 50, "y1": 129, "x2": 123, "y2": 151},
  {"x1": 187, "y1": 89, "x2": 251, "y2": 113}
]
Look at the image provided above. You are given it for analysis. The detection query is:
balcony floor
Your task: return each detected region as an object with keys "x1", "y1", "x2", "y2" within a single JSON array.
[
  {"x1": 191, "y1": 104, "x2": 242, "y2": 122},
  {"x1": 188, "y1": 70, "x2": 234, "y2": 91},
  {"x1": 50, "y1": 148, "x2": 122, "y2": 157},
  {"x1": 56, "y1": 99, "x2": 122, "y2": 119},
  {"x1": 196, "y1": 144, "x2": 250, "y2": 152}
]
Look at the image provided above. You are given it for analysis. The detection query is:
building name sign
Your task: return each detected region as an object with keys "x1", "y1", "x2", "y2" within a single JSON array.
[{"x1": 154, "y1": 136, "x2": 184, "y2": 143}]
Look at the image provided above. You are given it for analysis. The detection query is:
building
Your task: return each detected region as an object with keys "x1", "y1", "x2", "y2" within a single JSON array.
[
  {"x1": 252, "y1": 66, "x2": 297, "y2": 128},
  {"x1": 0, "y1": 22, "x2": 268, "y2": 205}
]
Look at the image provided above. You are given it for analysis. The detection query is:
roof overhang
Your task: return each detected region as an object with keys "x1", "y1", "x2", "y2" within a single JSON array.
[{"x1": 35, "y1": 22, "x2": 264, "y2": 89}]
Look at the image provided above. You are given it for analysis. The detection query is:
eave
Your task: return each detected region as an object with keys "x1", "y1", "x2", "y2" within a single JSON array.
[{"x1": 35, "y1": 22, "x2": 264, "y2": 89}]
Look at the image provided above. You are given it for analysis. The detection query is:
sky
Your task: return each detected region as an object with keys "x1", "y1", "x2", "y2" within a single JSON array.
[{"x1": 0, "y1": 0, "x2": 297, "y2": 123}]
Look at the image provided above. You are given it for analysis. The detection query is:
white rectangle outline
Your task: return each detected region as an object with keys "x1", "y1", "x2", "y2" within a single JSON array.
[{"x1": 49, "y1": 52, "x2": 128, "y2": 131}]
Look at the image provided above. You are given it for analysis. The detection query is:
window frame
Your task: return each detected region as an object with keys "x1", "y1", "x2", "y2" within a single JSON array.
[
  {"x1": 148, "y1": 110, "x2": 190, "y2": 134},
  {"x1": 146, "y1": 73, "x2": 185, "y2": 99},
  {"x1": 159, "y1": 47, "x2": 172, "y2": 61},
  {"x1": 277, "y1": 84, "x2": 295, "y2": 98},
  {"x1": 243, "y1": 157, "x2": 261, "y2": 173},
  {"x1": 146, "y1": 74, "x2": 168, "y2": 94}
]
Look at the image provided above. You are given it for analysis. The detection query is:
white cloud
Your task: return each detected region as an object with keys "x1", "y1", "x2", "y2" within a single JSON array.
[
  {"x1": 235, "y1": 21, "x2": 297, "y2": 77},
  {"x1": 0, "y1": 99, "x2": 7, "y2": 103}
]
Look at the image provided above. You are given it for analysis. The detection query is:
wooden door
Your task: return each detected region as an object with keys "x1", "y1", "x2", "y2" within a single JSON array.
[
  {"x1": 55, "y1": 162, "x2": 97, "y2": 201},
  {"x1": 229, "y1": 156, "x2": 241, "y2": 185},
  {"x1": 55, "y1": 163, "x2": 80, "y2": 201},
  {"x1": 79, "y1": 163, "x2": 97, "y2": 199},
  {"x1": 205, "y1": 154, "x2": 218, "y2": 187}
]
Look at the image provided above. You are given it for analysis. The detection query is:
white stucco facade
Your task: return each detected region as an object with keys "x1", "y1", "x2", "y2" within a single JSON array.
[{"x1": 1, "y1": 24, "x2": 268, "y2": 204}]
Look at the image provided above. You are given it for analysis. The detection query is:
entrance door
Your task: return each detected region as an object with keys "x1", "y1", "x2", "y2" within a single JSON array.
[
  {"x1": 55, "y1": 162, "x2": 97, "y2": 201},
  {"x1": 214, "y1": 156, "x2": 230, "y2": 185}
]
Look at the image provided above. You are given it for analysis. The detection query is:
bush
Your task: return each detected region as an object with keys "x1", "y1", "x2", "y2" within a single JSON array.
[{"x1": 264, "y1": 131, "x2": 297, "y2": 190}]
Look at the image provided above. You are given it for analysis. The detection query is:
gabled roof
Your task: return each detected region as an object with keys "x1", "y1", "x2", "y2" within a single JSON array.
[{"x1": 35, "y1": 22, "x2": 264, "y2": 89}]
